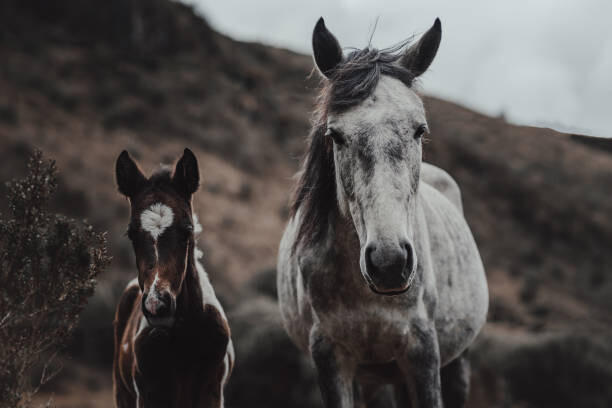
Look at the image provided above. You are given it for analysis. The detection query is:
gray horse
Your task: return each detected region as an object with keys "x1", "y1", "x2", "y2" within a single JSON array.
[{"x1": 277, "y1": 18, "x2": 488, "y2": 408}]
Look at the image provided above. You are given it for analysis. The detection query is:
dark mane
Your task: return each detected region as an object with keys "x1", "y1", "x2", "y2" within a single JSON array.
[
  {"x1": 135, "y1": 167, "x2": 177, "y2": 199},
  {"x1": 290, "y1": 43, "x2": 416, "y2": 252},
  {"x1": 148, "y1": 167, "x2": 172, "y2": 187},
  {"x1": 327, "y1": 43, "x2": 415, "y2": 112}
]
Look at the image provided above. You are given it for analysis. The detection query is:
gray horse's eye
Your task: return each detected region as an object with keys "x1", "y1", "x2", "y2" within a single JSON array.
[
  {"x1": 414, "y1": 124, "x2": 428, "y2": 139},
  {"x1": 326, "y1": 128, "x2": 346, "y2": 145}
]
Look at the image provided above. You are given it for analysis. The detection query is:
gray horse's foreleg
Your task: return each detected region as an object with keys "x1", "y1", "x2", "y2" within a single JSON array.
[
  {"x1": 397, "y1": 322, "x2": 443, "y2": 408},
  {"x1": 310, "y1": 331, "x2": 356, "y2": 408},
  {"x1": 392, "y1": 383, "x2": 411, "y2": 408},
  {"x1": 356, "y1": 382, "x2": 392, "y2": 408},
  {"x1": 441, "y1": 350, "x2": 470, "y2": 408}
]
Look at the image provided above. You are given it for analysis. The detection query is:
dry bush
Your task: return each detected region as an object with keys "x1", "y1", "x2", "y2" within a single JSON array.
[
  {"x1": 0, "y1": 150, "x2": 110, "y2": 407},
  {"x1": 471, "y1": 330, "x2": 612, "y2": 408},
  {"x1": 502, "y1": 334, "x2": 612, "y2": 408}
]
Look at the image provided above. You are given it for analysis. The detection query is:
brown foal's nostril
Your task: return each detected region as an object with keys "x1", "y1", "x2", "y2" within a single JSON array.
[{"x1": 142, "y1": 291, "x2": 173, "y2": 319}]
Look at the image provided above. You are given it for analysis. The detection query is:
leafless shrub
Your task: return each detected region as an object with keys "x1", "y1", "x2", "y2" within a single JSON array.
[{"x1": 0, "y1": 150, "x2": 110, "y2": 407}]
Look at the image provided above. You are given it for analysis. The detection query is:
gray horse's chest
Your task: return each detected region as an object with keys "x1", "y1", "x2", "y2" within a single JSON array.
[
  {"x1": 318, "y1": 304, "x2": 421, "y2": 362},
  {"x1": 307, "y1": 262, "x2": 426, "y2": 363}
]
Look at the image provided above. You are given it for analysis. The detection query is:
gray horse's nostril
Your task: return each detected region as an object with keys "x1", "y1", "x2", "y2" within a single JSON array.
[
  {"x1": 364, "y1": 241, "x2": 413, "y2": 292},
  {"x1": 401, "y1": 242, "x2": 415, "y2": 273},
  {"x1": 366, "y1": 242, "x2": 407, "y2": 274},
  {"x1": 365, "y1": 243, "x2": 376, "y2": 272}
]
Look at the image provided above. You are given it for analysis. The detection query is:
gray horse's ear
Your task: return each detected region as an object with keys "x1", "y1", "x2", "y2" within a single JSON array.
[
  {"x1": 116, "y1": 150, "x2": 147, "y2": 198},
  {"x1": 172, "y1": 148, "x2": 200, "y2": 198},
  {"x1": 399, "y1": 18, "x2": 442, "y2": 77},
  {"x1": 312, "y1": 17, "x2": 343, "y2": 78}
]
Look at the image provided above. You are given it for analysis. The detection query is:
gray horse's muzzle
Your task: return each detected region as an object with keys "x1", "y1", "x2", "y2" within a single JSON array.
[{"x1": 362, "y1": 241, "x2": 417, "y2": 295}]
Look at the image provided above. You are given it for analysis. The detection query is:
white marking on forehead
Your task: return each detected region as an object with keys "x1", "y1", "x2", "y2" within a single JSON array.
[{"x1": 140, "y1": 203, "x2": 174, "y2": 240}]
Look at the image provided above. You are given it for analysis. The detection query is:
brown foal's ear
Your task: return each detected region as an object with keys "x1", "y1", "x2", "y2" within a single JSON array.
[
  {"x1": 116, "y1": 150, "x2": 147, "y2": 198},
  {"x1": 312, "y1": 17, "x2": 343, "y2": 78},
  {"x1": 399, "y1": 18, "x2": 442, "y2": 77},
  {"x1": 172, "y1": 148, "x2": 200, "y2": 198}
]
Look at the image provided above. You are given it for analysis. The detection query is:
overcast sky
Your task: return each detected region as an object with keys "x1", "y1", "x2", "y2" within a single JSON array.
[{"x1": 184, "y1": 0, "x2": 611, "y2": 137}]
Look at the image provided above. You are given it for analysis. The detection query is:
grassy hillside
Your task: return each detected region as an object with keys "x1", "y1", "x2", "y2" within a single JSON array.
[{"x1": 1, "y1": 1, "x2": 611, "y2": 407}]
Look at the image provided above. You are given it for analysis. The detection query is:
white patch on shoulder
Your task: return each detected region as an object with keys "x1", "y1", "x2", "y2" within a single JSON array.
[
  {"x1": 193, "y1": 213, "x2": 204, "y2": 260},
  {"x1": 136, "y1": 313, "x2": 149, "y2": 336},
  {"x1": 125, "y1": 277, "x2": 139, "y2": 290},
  {"x1": 192, "y1": 211, "x2": 233, "y2": 382},
  {"x1": 192, "y1": 212, "x2": 227, "y2": 322},
  {"x1": 192, "y1": 213, "x2": 203, "y2": 236},
  {"x1": 219, "y1": 348, "x2": 232, "y2": 406},
  {"x1": 140, "y1": 203, "x2": 174, "y2": 240},
  {"x1": 133, "y1": 377, "x2": 140, "y2": 407},
  {"x1": 194, "y1": 254, "x2": 226, "y2": 319}
]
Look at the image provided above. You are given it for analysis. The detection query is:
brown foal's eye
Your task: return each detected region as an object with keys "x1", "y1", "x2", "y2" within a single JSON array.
[
  {"x1": 326, "y1": 128, "x2": 346, "y2": 145},
  {"x1": 179, "y1": 223, "x2": 193, "y2": 241},
  {"x1": 126, "y1": 226, "x2": 137, "y2": 241},
  {"x1": 414, "y1": 124, "x2": 428, "y2": 140}
]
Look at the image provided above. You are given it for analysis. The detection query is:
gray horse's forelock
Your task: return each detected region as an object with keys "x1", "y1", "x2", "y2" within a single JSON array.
[{"x1": 327, "y1": 44, "x2": 416, "y2": 112}]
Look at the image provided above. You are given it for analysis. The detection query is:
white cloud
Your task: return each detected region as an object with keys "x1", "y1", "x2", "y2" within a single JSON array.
[{"x1": 184, "y1": 0, "x2": 612, "y2": 137}]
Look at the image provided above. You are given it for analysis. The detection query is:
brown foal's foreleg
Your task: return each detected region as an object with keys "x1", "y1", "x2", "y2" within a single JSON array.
[{"x1": 134, "y1": 327, "x2": 173, "y2": 407}]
